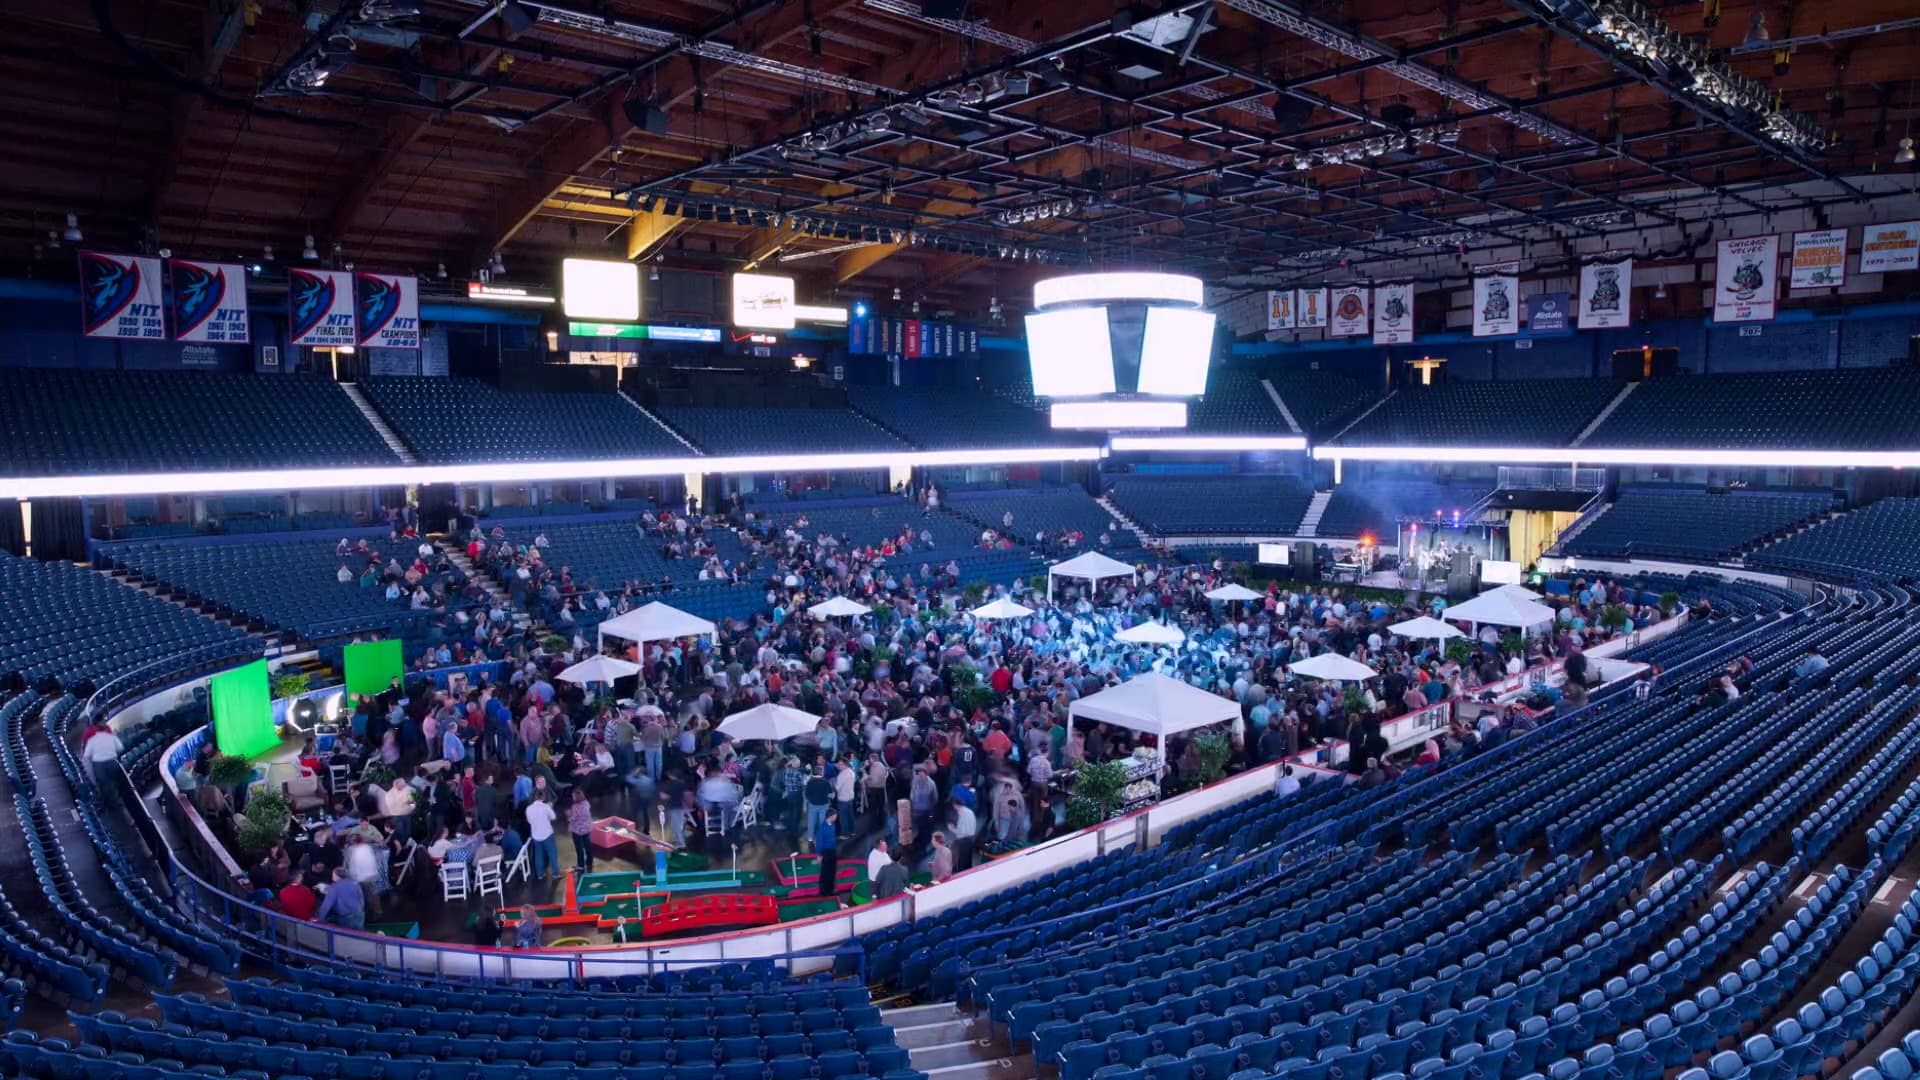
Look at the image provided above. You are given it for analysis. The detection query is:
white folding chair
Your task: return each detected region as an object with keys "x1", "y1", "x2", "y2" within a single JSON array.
[
  {"x1": 439, "y1": 861, "x2": 469, "y2": 901},
  {"x1": 734, "y1": 788, "x2": 761, "y2": 830},
  {"x1": 472, "y1": 850, "x2": 505, "y2": 902},
  {"x1": 502, "y1": 842, "x2": 532, "y2": 885}
]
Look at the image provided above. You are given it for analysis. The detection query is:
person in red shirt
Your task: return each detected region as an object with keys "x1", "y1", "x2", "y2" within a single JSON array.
[
  {"x1": 989, "y1": 665, "x2": 1013, "y2": 696},
  {"x1": 981, "y1": 724, "x2": 1013, "y2": 760},
  {"x1": 277, "y1": 876, "x2": 319, "y2": 921}
]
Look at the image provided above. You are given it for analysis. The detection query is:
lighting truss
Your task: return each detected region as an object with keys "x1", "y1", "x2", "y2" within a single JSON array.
[
  {"x1": 1314, "y1": 445, "x2": 1920, "y2": 467},
  {"x1": 1587, "y1": 0, "x2": 1829, "y2": 151}
]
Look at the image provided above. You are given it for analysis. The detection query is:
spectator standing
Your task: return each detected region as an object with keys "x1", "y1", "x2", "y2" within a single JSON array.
[{"x1": 525, "y1": 793, "x2": 559, "y2": 881}]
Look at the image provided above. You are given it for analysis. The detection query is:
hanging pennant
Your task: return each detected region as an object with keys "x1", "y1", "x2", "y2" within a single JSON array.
[
  {"x1": 1328, "y1": 285, "x2": 1369, "y2": 337},
  {"x1": 355, "y1": 272, "x2": 421, "y2": 348},
  {"x1": 1471, "y1": 261, "x2": 1520, "y2": 338},
  {"x1": 1294, "y1": 287, "x2": 1328, "y2": 329},
  {"x1": 170, "y1": 259, "x2": 252, "y2": 344},
  {"x1": 1372, "y1": 282, "x2": 1415, "y2": 345},
  {"x1": 1859, "y1": 221, "x2": 1920, "y2": 273},
  {"x1": 289, "y1": 268, "x2": 358, "y2": 347},
  {"x1": 1713, "y1": 235, "x2": 1778, "y2": 323},
  {"x1": 1265, "y1": 290, "x2": 1294, "y2": 330},
  {"x1": 1577, "y1": 257, "x2": 1633, "y2": 329},
  {"x1": 78, "y1": 251, "x2": 167, "y2": 340},
  {"x1": 1787, "y1": 228, "x2": 1847, "y2": 289}
]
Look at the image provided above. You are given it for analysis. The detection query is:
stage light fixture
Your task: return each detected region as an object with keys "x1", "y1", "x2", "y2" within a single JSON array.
[
  {"x1": 302, "y1": 234, "x2": 319, "y2": 261},
  {"x1": 62, "y1": 213, "x2": 83, "y2": 243},
  {"x1": 1898, "y1": 137, "x2": 1917, "y2": 164},
  {"x1": 489, "y1": 251, "x2": 506, "y2": 275}
]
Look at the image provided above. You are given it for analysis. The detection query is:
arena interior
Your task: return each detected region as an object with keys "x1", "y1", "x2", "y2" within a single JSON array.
[{"x1": 5, "y1": 0, "x2": 1920, "y2": 1079}]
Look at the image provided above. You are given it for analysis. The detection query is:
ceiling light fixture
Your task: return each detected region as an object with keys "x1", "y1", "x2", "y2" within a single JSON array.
[
  {"x1": 61, "y1": 213, "x2": 83, "y2": 243},
  {"x1": 302, "y1": 234, "x2": 319, "y2": 261},
  {"x1": 489, "y1": 251, "x2": 506, "y2": 275}
]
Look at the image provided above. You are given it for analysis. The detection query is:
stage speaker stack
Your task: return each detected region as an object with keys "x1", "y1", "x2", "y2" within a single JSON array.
[
  {"x1": 1447, "y1": 556, "x2": 1480, "y2": 599},
  {"x1": 1293, "y1": 541, "x2": 1318, "y2": 582}
]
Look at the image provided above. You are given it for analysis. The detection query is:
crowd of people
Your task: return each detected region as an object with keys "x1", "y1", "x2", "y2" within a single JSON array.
[{"x1": 194, "y1": 494, "x2": 1687, "y2": 947}]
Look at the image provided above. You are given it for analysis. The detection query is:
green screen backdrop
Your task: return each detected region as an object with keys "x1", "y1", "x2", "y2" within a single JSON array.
[
  {"x1": 209, "y1": 660, "x2": 278, "y2": 759},
  {"x1": 344, "y1": 640, "x2": 405, "y2": 698}
]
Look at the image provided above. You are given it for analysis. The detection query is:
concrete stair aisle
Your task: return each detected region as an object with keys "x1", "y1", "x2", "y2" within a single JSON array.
[
  {"x1": 1297, "y1": 490, "x2": 1333, "y2": 537},
  {"x1": 1568, "y1": 380, "x2": 1638, "y2": 448},
  {"x1": 338, "y1": 383, "x2": 419, "y2": 464},
  {"x1": 885, "y1": 1004, "x2": 1036, "y2": 1080},
  {"x1": 440, "y1": 545, "x2": 533, "y2": 632},
  {"x1": 1258, "y1": 378, "x2": 1304, "y2": 434},
  {"x1": 1095, "y1": 496, "x2": 1153, "y2": 548}
]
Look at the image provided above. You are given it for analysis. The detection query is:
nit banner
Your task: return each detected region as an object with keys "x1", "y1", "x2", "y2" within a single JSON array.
[
  {"x1": 289, "y1": 268, "x2": 357, "y2": 347},
  {"x1": 79, "y1": 252, "x2": 167, "y2": 340},
  {"x1": 170, "y1": 260, "x2": 252, "y2": 343},
  {"x1": 356, "y1": 272, "x2": 421, "y2": 349}
]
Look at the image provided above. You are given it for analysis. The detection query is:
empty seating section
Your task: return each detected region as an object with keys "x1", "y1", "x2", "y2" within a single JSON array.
[
  {"x1": 1561, "y1": 488, "x2": 1833, "y2": 561},
  {"x1": 1334, "y1": 378, "x2": 1623, "y2": 446},
  {"x1": 1750, "y1": 498, "x2": 1920, "y2": 582},
  {"x1": 1315, "y1": 480, "x2": 1492, "y2": 539},
  {"x1": 845, "y1": 386, "x2": 1063, "y2": 448},
  {"x1": 655, "y1": 407, "x2": 909, "y2": 455},
  {"x1": 1105, "y1": 475, "x2": 1311, "y2": 534},
  {"x1": 1263, "y1": 370, "x2": 1377, "y2": 435},
  {"x1": 359, "y1": 377, "x2": 688, "y2": 462},
  {"x1": 0, "y1": 554, "x2": 256, "y2": 689},
  {"x1": 1584, "y1": 367, "x2": 1920, "y2": 449},
  {"x1": 1184, "y1": 370, "x2": 1289, "y2": 434},
  {"x1": 98, "y1": 536, "x2": 460, "y2": 640},
  {"x1": 0, "y1": 368, "x2": 395, "y2": 474},
  {"x1": 940, "y1": 488, "x2": 1130, "y2": 548}
]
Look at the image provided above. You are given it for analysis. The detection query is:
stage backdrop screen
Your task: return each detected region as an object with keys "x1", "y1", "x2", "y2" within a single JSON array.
[
  {"x1": 209, "y1": 660, "x2": 278, "y2": 759},
  {"x1": 344, "y1": 640, "x2": 405, "y2": 698}
]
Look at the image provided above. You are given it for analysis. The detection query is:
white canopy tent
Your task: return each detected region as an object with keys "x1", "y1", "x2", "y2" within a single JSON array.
[
  {"x1": 1387, "y1": 616, "x2": 1467, "y2": 641},
  {"x1": 1288, "y1": 653, "x2": 1379, "y2": 681},
  {"x1": 556, "y1": 655, "x2": 642, "y2": 685},
  {"x1": 1067, "y1": 672, "x2": 1239, "y2": 738},
  {"x1": 1444, "y1": 590, "x2": 1557, "y2": 629},
  {"x1": 1488, "y1": 584, "x2": 1546, "y2": 601},
  {"x1": 596, "y1": 601, "x2": 718, "y2": 650},
  {"x1": 1115, "y1": 621, "x2": 1187, "y2": 646},
  {"x1": 807, "y1": 596, "x2": 872, "y2": 618},
  {"x1": 1204, "y1": 584, "x2": 1264, "y2": 603},
  {"x1": 716, "y1": 703, "x2": 821, "y2": 742},
  {"x1": 1047, "y1": 551, "x2": 1137, "y2": 602},
  {"x1": 970, "y1": 596, "x2": 1036, "y2": 621}
]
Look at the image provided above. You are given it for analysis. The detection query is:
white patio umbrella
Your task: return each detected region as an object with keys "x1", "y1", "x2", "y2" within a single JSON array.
[
  {"x1": 716, "y1": 703, "x2": 822, "y2": 742},
  {"x1": 1388, "y1": 616, "x2": 1467, "y2": 641},
  {"x1": 556, "y1": 655, "x2": 642, "y2": 685},
  {"x1": 1115, "y1": 621, "x2": 1187, "y2": 645},
  {"x1": 1204, "y1": 584, "x2": 1264, "y2": 603},
  {"x1": 807, "y1": 596, "x2": 872, "y2": 618},
  {"x1": 970, "y1": 596, "x2": 1036, "y2": 621},
  {"x1": 1288, "y1": 653, "x2": 1379, "y2": 682}
]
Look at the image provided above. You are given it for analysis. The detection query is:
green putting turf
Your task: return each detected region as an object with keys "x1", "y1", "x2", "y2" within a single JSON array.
[{"x1": 576, "y1": 868, "x2": 765, "y2": 898}]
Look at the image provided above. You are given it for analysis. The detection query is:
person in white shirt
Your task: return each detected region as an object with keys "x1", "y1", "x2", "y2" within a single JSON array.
[
  {"x1": 1272, "y1": 763, "x2": 1301, "y2": 799},
  {"x1": 82, "y1": 724, "x2": 124, "y2": 806},
  {"x1": 337, "y1": 565, "x2": 354, "y2": 584},
  {"x1": 948, "y1": 797, "x2": 977, "y2": 870},
  {"x1": 866, "y1": 839, "x2": 894, "y2": 881},
  {"x1": 525, "y1": 795, "x2": 560, "y2": 881}
]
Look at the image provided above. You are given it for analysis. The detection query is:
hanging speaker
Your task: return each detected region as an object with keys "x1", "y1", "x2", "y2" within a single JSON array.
[
  {"x1": 1272, "y1": 97, "x2": 1314, "y2": 131},
  {"x1": 623, "y1": 97, "x2": 670, "y2": 136},
  {"x1": 923, "y1": 0, "x2": 966, "y2": 16}
]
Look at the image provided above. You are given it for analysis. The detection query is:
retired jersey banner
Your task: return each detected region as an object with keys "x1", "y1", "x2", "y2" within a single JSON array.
[
  {"x1": 1328, "y1": 285, "x2": 1369, "y2": 337},
  {"x1": 1265, "y1": 290, "x2": 1294, "y2": 330},
  {"x1": 1713, "y1": 235, "x2": 1778, "y2": 323},
  {"x1": 1472, "y1": 261, "x2": 1520, "y2": 338},
  {"x1": 169, "y1": 260, "x2": 251, "y2": 344},
  {"x1": 355, "y1": 272, "x2": 420, "y2": 348},
  {"x1": 1577, "y1": 257, "x2": 1632, "y2": 330},
  {"x1": 79, "y1": 251, "x2": 166, "y2": 340},
  {"x1": 1294, "y1": 287, "x2": 1328, "y2": 329},
  {"x1": 1859, "y1": 221, "x2": 1920, "y2": 274},
  {"x1": 1372, "y1": 283, "x2": 1414, "y2": 345},
  {"x1": 1788, "y1": 228, "x2": 1847, "y2": 289},
  {"x1": 289, "y1": 268, "x2": 357, "y2": 347}
]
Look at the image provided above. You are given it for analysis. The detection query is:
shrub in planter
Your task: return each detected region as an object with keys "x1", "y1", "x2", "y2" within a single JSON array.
[
  {"x1": 242, "y1": 790, "x2": 291, "y2": 837},
  {"x1": 1073, "y1": 760, "x2": 1130, "y2": 820},
  {"x1": 207, "y1": 754, "x2": 255, "y2": 790},
  {"x1": 1659, "y1": 591, "x2": 1682, "y2": 616},
  {"x1": 1065, "y1": 795, "x2": 1105, "y2": 830},
  {"x1": 235, "y1": 813, "x2": 286, "y2": 857},
  {"x1": 1190, "y1": 733, "x2": 1232, "y2": 786},
  {"x1": 1444, "y1": 638, "x2": 1473, "y2": 664}
]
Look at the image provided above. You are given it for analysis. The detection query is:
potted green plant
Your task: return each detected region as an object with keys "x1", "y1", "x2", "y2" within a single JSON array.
[
  {"x1": 541, "y1": 633, "x2": 568, "y2": 653},
  {"x1": 1072, "y1": 759, "x2": 1130, "y2": 824},
  {"x1": 1190, "y1": 733, "x2": 1233, "y2": 787},
  {"x1": 207, "y1": 754, "x2": 255, "y2": 791},
  {"x1": 361, "y1": 763, "x2": 395, "y2": 788},
  {"x1": 1601, "y1": 603, "x2": 1633, "y2": 632},
  {"x1": 1341, "y1": 683, "x2": 1371, "y2": 716},
  {"x1": 962, "y1": 581, "x2": 988, "y2": 606},
  {"x1": 241, "y1": 790, "x2": 291, "y2": 838},
  {"x1": 1659, "y1": 591, "x2": 1682, "y2": 617},
  {"x1": 1444, "y1": 637, "x2": 1473, "y2": 664},
  {"x1": 1499, "y1": 631, "x2": 1526, "y2": 657},
  {"x1": 271, "y1": 671, "x2": 311, "y2": 700}
]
